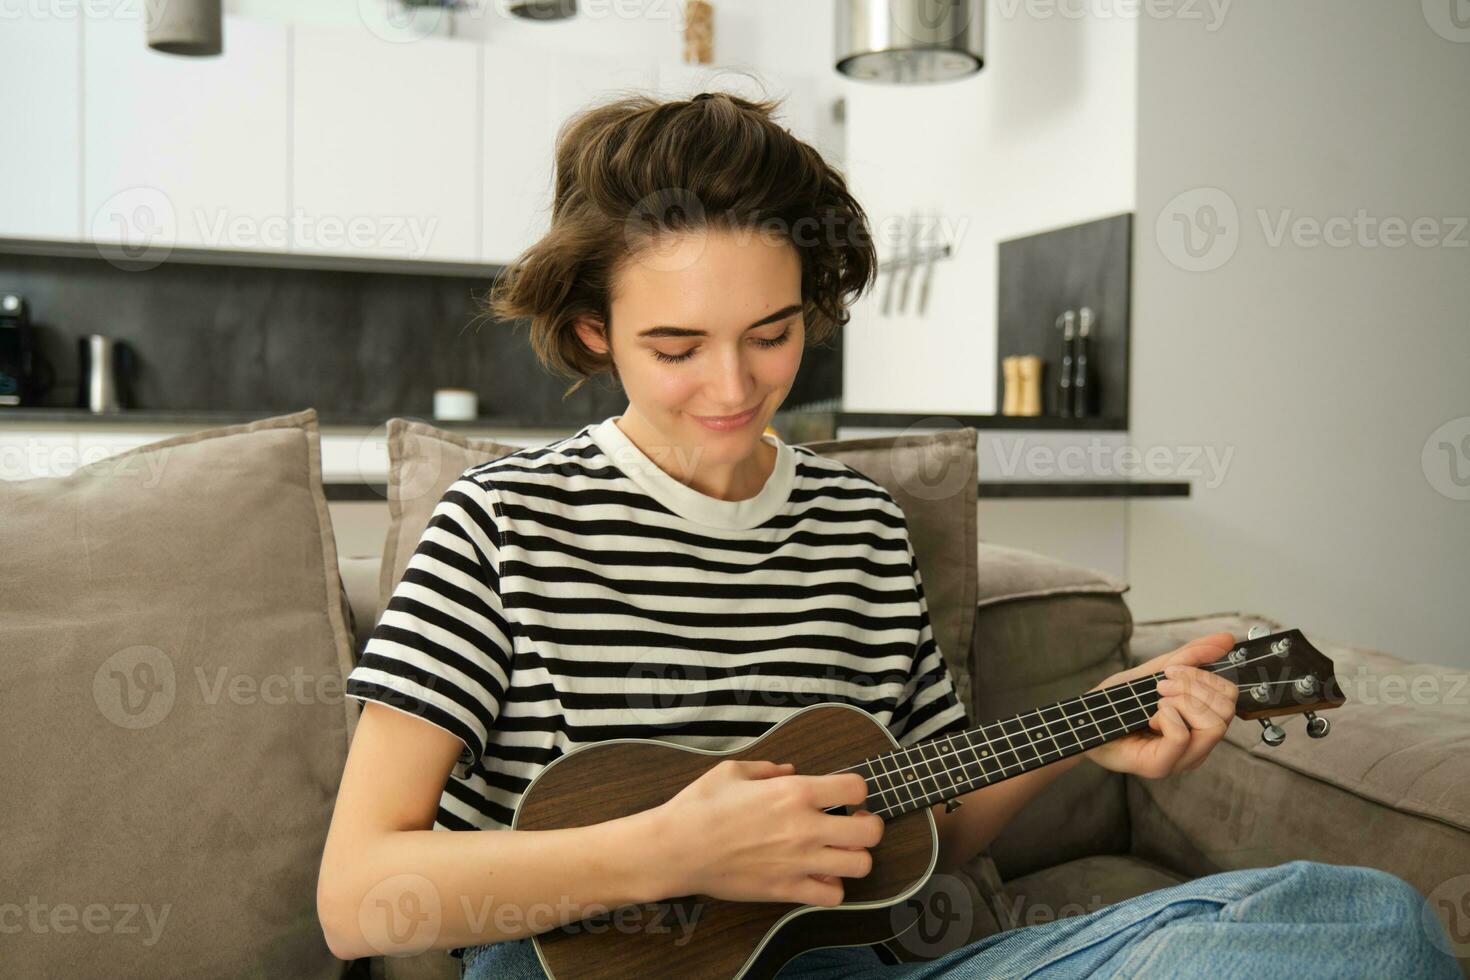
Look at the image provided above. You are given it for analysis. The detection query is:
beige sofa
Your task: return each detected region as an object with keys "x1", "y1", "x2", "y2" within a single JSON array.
[
  {"x1": 337, "y1": 542, "x2": 1470, "y2": 980},
  {"x1": 7, "y1": 410, "x2": 1463, "y2": 978}
]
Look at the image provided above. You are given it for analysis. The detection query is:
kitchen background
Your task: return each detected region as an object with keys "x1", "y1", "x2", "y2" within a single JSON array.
[{"x1": 2, "y1": 0, "x2": 1467, "y2": 668}]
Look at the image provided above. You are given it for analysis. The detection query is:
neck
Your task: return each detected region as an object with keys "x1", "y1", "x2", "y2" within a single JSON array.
[
  {"x1": 857, "y1": 668, "x2": 1178, "y2": 820},
  {"x1": 615, "y1": 410, "x2": 776, "y2": 501}
]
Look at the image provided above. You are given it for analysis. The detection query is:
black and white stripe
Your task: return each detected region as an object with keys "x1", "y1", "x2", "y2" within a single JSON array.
[{"x1": 346, "y1": 419, "x2": 970, "y2": 832}]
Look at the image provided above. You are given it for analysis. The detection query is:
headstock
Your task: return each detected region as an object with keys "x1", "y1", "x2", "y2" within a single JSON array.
[{"x1": 1212, "y1": 626, "x2": 1346, "y2": 747}]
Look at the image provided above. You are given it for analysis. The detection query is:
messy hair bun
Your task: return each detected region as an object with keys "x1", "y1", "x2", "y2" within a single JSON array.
[{"x1": 483, "y1": 88, "x2": 878, "y2": 398}]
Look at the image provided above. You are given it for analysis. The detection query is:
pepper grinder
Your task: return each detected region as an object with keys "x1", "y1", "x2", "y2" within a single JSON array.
[
  {"x1": 1056, "y1": 310, "x2": 1076, "y2": 418},
  {"x1": 1001, "y1": 355, "x2": 1021, "y2": 415},
  {"x1": 1017, "y1": 355, "x2": 1043, "y2": 416},
  {"x1": 1073, "y1": 307, "x2": 1093, "y2": 418}
]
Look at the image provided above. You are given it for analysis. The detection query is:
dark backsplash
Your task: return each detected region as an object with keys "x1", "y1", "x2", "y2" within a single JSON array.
[{"x1": 1, "y1": 250, "x2": 842, "y2": 424}]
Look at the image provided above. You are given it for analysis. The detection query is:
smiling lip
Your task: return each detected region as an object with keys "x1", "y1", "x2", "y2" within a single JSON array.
[{"x1": 692, "y1": 406, "x2": 759, "y2": 430}]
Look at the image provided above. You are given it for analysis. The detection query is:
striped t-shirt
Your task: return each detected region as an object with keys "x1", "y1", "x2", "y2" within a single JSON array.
[{"x1": 344, "y1": 414, "x2": 971, "y2": 834}]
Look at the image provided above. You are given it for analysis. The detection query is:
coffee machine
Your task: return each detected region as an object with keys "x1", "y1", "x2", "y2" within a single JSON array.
[{"x1": 0, "y1": 294, "x2": 54, "y2": 407}]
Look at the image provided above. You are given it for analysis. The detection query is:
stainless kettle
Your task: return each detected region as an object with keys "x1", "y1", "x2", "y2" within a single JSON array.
[{"x1": 77, "y1": 335, "x2": 137, "y2": 414}]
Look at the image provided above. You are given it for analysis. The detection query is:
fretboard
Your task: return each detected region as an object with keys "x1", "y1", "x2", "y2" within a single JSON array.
[{"x1": 857, "y1": 672, "x2": 1167, "y2": 821}]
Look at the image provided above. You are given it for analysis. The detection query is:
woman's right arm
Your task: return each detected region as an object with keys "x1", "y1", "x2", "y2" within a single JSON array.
[
  {"x1": 316, "y1": 701, "x2": 882, "y2": 961},
  {"x1": 316, "y1": 700, "x2": 678, "y2": 960}
]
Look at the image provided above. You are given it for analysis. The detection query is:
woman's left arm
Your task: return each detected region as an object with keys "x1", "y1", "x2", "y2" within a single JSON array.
[{"x1": 927, "y1": 631, "x2": 1239, "y2": 875}]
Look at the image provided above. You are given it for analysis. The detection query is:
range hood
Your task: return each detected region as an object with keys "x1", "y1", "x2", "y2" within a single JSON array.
[{"x1": 835, "y1": 0, "x2": 985, "y2": 84}]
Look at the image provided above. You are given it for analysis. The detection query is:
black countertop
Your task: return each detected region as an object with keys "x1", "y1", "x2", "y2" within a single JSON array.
[
  {"x1": 322, "y1": 479, "x2": 1188, "y2": 502},
  {"x1": 3, "y1": 406, "x2": 1129, "y2": 431}
]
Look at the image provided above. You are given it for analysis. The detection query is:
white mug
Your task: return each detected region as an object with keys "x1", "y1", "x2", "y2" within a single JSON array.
[{"x1": 433, "y1": 388, "x2": 478, "y2": 421}]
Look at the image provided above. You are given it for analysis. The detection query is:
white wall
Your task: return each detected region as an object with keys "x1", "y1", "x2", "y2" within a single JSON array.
[
  {"x1": 842, "y1": 6, "x2": 1137, "y2": 413},
  {"x1": 1129, "y1": 1, "x2": 1470, "y2": 667}
]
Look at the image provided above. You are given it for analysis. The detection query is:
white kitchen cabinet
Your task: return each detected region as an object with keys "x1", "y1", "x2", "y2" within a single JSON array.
[
  {"x1": 291, "y1": 24, "x2": 479, "y2": 263},
  {"x1": 479, "y1": 45, "x2": 657, "y2": 266},
  {"x1": 0, "y1": 16, "x2": 81, "y2": 241},
  {"x1": 480, "y1": 41, "x2": 556, "y2": 267},
  {"x1": 83, "y1": 15, "x2": 289, "y2": 252}
]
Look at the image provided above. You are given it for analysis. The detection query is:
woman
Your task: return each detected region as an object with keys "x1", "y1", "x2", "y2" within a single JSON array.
[{"x1": 315, "y1": 91, "x2": 1456, "y2": 979}]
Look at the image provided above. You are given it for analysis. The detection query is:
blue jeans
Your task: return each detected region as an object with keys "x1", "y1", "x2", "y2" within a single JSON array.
[{"x1": 458, "y1": 860, "x2": 1460, "y2": 979}]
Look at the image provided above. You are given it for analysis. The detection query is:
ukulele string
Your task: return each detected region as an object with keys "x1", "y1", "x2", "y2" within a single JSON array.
[
  {"x1": 857, "y1": 675, "x2": 1304, "y2": 819},
  {"x1": 823, "y1": 649, "x2": 1269, "y2": 780},
  {"x1": 820, "y1": 647, "x2": 1304, "y2": 819}
]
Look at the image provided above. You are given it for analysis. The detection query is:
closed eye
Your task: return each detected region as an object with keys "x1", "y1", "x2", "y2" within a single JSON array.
[{"x1": 651, "y1": 327, "x2": 792, "y2": 364}]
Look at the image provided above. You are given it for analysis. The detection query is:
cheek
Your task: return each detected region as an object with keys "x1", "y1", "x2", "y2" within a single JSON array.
[
  {"x1": 638, "y1": 360, "x2": 704, "y2": 406},
  {"x1": 763, "y1": 339, "x2": 804, "y2": 385}
]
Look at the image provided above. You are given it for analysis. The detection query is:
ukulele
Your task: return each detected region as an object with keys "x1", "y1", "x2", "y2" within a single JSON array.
[{"x1": 512, "y1": 627, "x2": 1345, "y2": 980}]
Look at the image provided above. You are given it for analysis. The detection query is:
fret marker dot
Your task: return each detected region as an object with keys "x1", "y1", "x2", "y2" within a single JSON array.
[{"x1": 980, "y1": 750, "x2": 989, "y2": 756}]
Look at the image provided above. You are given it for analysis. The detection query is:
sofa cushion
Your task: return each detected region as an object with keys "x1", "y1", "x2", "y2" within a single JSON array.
[
  {"x1": 339, "y1": 554, "x2": 383, "y2": 657},
  {"x1": 970, "y1": 543, "x2": 1134, "y2": 880},
  {"x1": 0, "y1": 408, "x2": 354, "y2": 978},
  {"x1": 377, "y1": 418, "x2": 524, "y2": 618},
  {"x1": 1128, "y1": 609, "x2": 1470, "y2": 960},
  {"x1": 1130, "y1": 611, "x2": 1470, "y2": 836}
]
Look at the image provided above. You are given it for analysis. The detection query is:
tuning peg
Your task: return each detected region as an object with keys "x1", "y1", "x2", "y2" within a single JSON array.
[
  {"x1": 1247, "y1": 625, "x2": 1271, "y2": 640},
  {"x1": 1304, "y1": 711, "x2": 1330, "y2": 738},
  {"x1": 1258, "y1": 718, "x2": 1286, "y2": 746}
]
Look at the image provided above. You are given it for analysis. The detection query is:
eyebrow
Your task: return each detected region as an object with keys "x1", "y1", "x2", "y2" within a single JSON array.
[{"x1": 636, "y1": 303, "x2": 802, "y2": 339}]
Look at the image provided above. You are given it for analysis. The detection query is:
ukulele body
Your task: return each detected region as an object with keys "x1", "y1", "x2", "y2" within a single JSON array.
[{"x1": 513, "y1": 701, "x2": 938, "y2": 980}]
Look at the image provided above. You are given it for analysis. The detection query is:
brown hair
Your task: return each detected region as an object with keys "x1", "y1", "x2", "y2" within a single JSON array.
[{"x1": 482, "y1": 88, "x2": 878, "y2": 398}]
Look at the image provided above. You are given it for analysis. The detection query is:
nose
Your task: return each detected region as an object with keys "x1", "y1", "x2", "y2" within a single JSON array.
[{"x1": 706, "y1": 343, "x2": 757, "y2": 412}]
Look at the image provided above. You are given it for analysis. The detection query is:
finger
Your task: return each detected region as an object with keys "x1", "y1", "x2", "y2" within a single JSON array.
[
  {"x1": 1160, "y1": 665, "x2": 1237, "y2": 720},
  {"x1": 1143, "y1": 700, "x2": 1191, "y2": 775},
  {"x1": 811, "y1": 846, "x2": 873, "y2": 879},
  {"x1": 1165, "y1": 694, "x2": 1230, "y2": 770},
  {"x1": 1102, "y1": 632, "x2": 1237, "y2": 689},
  {"x1": 1164, "y1": 634, "x2": 1237, "y2": 670},
  {"x1": 796, "y1": 876, "x2": 844, "y2": 907},
  {"x1": 819, "y1": 810, "x2": 885, "y2": 849},
  {"x1": 742, "y1": 760, "x2": 796, "y2": 778},
  {"x1": 807, "y1": 772, "x2": 871, "y2": 810}
]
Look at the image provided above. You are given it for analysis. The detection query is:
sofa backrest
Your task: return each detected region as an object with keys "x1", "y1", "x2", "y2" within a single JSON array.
[{"x1": 968, "y1": 542, "x2": 1134, "y2": 880}]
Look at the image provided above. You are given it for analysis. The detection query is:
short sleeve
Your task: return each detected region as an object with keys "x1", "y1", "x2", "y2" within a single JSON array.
[
  {"x1": 888, "y1": 529, "x2": 972, "y2": 749},
  {"x1": 345, "y1": 471, "x2": 514, "y2": 780}
]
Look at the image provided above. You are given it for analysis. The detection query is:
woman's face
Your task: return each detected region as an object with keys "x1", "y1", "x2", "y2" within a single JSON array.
[{"x1": 576, "y1": 227, "x2": 805, "y2": 476}]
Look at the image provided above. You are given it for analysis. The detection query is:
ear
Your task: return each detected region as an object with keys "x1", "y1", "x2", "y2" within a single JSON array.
[{"x1": 573, "y1": 315, "x2": 609, "y2": 356}]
